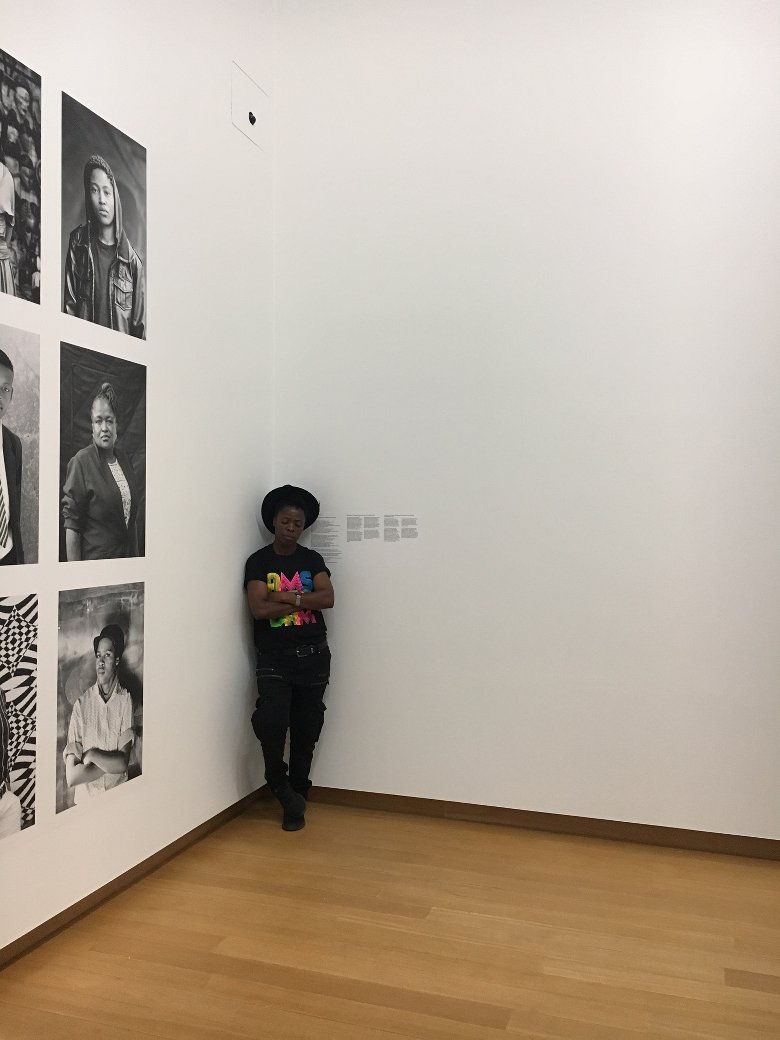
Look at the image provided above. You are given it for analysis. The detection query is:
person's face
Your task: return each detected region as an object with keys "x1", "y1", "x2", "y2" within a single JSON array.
[
  {"x1": 15, "y1": 86, "x2": 29, "y2": 117},
  {"x1": 20, "y1": 131, "x2": 33, "y2": 152},
  {"x1": 0, "y1": 83, "x2": 11, "y2": 109},
  {"x1": 6, "y1": 124, "x2": 18, "y2": 145},
  {"x1": 0, "y1": 364, "x2": 14, "y2": 422},
  {"x1": 91, "y1": 397, "x2": 117, "y2": 451},
  {"x1": 20, "y1": 164, "x2": 32, "y2": 189},
  {"x1": 95, "y1": 637, "x2": 118, "y2": 687},
  {"x1": 89, "y1": 168, "x2": 115, "y2": 227},
  {"x1": 273, "y1": 506, "x2": 305, "y2": 549}
]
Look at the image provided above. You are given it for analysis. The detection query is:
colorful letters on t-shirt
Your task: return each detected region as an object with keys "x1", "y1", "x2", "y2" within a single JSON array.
[{"x1": 267, "y1": 570, "x2": 317, "y2": 627}]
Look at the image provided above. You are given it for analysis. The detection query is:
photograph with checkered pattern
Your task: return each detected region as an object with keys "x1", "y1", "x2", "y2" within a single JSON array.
[{"x1": 0, "y1": 593, "x2": 37, "y2": 840}]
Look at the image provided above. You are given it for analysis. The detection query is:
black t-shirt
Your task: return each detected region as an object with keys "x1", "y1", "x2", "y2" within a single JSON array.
[
  {"x1": 93, "y1": 238, "x2": 114, "y2": 329},
  {"x1": 244, "y1": 543, "x2": 330, "y2": 652}
]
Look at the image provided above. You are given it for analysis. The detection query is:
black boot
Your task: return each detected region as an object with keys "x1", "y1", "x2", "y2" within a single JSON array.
[
  {"x1": 270, "y1": 778, "x2": 306, "y2": 820},
  {"x1": 283, "y1": 781, "x2": 310, "y2": 831},
  {"x1": 282, "y1": 811, "x2": 306, "y2": 832}
]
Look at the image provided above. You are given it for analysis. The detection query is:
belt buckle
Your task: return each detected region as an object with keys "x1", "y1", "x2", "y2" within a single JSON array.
[{"x1": 295, "y1": 645, "x2": 311, "y2": 658}]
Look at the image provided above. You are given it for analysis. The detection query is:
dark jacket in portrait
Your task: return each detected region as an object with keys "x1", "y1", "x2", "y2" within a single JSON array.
[
  {"x1": 62, "y1": 443, "x2": 140, "y2": 560},
  {"x1": 2, "y1": 425, "x2": 24, "y2": 564},
  {"x1": 63, "y1": 160, "x2": 146, "y2": 339}
]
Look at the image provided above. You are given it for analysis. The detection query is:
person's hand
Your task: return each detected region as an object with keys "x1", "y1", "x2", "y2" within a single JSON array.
[
  {"x1": 83, "y1": 749, "x2": 94, "y2": 766},
  {"x1": 270, "y1": 591, "x2": 297, "y2": 606}
]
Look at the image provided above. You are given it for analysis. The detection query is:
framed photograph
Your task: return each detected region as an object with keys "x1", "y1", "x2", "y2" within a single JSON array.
[
  {"x1": 0, "y1": 49, "x2": 41, "y2": 304},
  {"x1": 59, "y1": 342, "x2": 146, "y2": 562},
  {"x1": 57, "y1": 583, "x2": 144, "y2": 814},
  {"x1": 0, "y1": 322, "x2": 39, "y2": 565},
  {"x1": 61, "y1": 94, "x2": 146, "y2": 339},
  {"x1": 0, "y1": 593, "x2": 37, "y2": 839}
]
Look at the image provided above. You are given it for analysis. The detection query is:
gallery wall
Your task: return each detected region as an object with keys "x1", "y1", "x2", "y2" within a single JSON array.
[
  {"x1": 3, "y1": 0, "x2": 780, "y2": 959},
  {"x1": 273, "y1": 0, "x2": 780, "y2": 838},
  {"x1": 1, "y1": 0, "x2": 275, "y2": 950}
]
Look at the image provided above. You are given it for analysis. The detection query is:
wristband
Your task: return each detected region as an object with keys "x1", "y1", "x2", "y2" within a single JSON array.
[{"x1": 295, "y1": 593, "x2": 302, "y2": 607}]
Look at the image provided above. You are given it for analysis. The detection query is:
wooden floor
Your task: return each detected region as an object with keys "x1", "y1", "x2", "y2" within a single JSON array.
[{"x1": 1, "y1": 798, "x2": 780, "y2": 1039}]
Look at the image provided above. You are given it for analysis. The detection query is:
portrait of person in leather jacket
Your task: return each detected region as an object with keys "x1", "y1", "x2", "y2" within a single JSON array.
[{"x1": 63, "y1": 154, "x2": 146, "y2": 339}]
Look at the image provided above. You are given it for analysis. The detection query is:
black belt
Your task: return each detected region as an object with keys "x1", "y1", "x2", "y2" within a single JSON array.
[{"x1": 260, "y1": 640, "x2": 328, "y2": 659}]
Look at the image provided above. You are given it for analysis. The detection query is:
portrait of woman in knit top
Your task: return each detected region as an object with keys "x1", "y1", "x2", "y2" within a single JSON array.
[
  {"x1": 59, "y1": 341, "x2": 146, "y2": 562},
  {"x1": 62, "y1": 381, "x2": 141, "y2": 560}
]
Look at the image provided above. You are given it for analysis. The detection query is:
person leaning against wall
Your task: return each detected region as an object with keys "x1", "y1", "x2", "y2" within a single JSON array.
[{"x1": 244, "y1": 485, "x2": 335, "y2": 831}]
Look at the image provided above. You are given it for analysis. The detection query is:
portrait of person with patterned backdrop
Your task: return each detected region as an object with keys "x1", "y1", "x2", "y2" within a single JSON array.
[{"x1": 0, "y1": 594, "x2": 37, "y2": 840}]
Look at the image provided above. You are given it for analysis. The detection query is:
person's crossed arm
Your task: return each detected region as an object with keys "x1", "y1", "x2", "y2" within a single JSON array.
[{"x1": 247, "y1": 571, "x2": 335, "y2": 620}]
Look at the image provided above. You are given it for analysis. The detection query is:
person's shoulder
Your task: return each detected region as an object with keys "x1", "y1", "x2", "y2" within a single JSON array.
[
  {"x1": 75, "y1": 684, "x2": 97, "y2": 706},
  {"x1": 245, "y1": 543, "x2": 273, "y2": 570},
  {"x1": 300, "y1": 544, "x2": 324, "y2": 560},
  {"x1": 2, "y1": 425, "x2": 21, "y2": 451},
  {"x1": 118, "y1": 230, "x2": 143, "y2": 270},
  {"x1": 70, "y1": 443, "x2": 96, "y2": 466},
  {"x1": 300, "y1": 545, "x2": 329, "y2": 570},
  {"x1": 68, "y1": 223, "x2": 88, "y2": 247},
  {"x1": 114, "y1": 445, "x2": 136, "y2": 469}
]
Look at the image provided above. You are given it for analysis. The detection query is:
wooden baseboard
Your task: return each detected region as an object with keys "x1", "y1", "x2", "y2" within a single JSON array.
[
  {"x1": 0, "y1": 787, "x2": 266, "y2": 971},
  {"x1": 311, "y1": 787, "x2": 780, "y2": 861}
]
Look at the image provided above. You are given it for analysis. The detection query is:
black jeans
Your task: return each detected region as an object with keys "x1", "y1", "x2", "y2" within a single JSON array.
[{"x1": 251, "y1": 644, "x2": 330, "y2": 794}]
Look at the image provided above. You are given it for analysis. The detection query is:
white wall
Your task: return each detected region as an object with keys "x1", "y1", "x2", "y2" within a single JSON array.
[
  {"x1": 1, "y1": 0, "x2": 275, "y2": 949},
  {"x1": 273, "y1": 0, "x2": 780, "y2": 838},
  {"x1": 3, "y1": 0, "x2": 779, "y2": 956}
]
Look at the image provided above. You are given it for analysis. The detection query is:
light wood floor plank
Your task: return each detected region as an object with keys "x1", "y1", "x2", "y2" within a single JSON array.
[{"x1": 2, "y1": 799, "x2": 779, "y2": 1039}]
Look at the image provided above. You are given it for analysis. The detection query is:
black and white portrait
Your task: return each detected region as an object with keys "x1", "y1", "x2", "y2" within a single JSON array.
[
  {"x1": 60, "y1": 342, "x2": 146, "y2": 562},
  {"x1": 0, "y1": 323, "x2": 39, "y2": 565},
  {"x1": 61, "y1": 94, "x2": 146, "y2": 339},
  {"x1": 57, "y1": 583, "x2": 143, "y2": 814},
  {"x1": 0, "y1": 594, "x2": 37, "y2": 839},
  {"x1": 0, "y1": 49, "x2": 41, "y2": 304}
]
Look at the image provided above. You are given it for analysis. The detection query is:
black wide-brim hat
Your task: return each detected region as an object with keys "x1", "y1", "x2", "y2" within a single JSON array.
[
  {"x1": 261, "y1": 484, "x2": 320, "y2": 532},
  {"x1": 93, "y1": 623, "x2": 125, "y2": 659}
]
